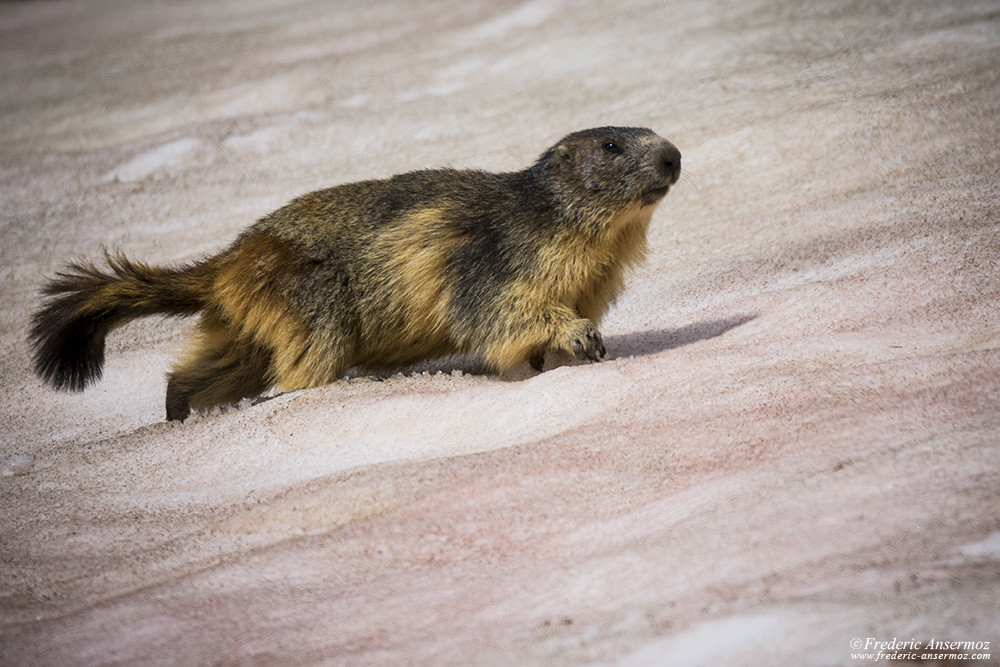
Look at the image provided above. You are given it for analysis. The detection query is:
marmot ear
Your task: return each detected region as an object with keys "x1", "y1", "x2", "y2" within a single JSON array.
[
  {"x1": 537, "y1": 142, "x2": 573, "y2": 177},
  {"x1": 553, "y1": 143, "x2": 573, "y2": 163},
  {"x1": 546, "y1": 143, "x2": 575, "y2": 178}
]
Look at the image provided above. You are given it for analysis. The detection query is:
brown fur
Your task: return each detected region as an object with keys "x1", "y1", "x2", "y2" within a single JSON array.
[{"x1": 30, "y1": 127, "x2": 681, "y2": 420}]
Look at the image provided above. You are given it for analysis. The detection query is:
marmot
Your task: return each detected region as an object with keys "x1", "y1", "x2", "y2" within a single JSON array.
[{"x1": 30, "y1": 126, "x2": 681, "y2": 421}]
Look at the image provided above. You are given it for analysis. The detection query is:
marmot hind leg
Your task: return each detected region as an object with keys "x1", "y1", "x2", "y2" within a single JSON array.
[{"x1": 165, "y1": 312, "x2": 275, "y2": 421}]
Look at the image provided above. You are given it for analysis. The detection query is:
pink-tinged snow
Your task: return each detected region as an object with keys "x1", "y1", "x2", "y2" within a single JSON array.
[{"x1": 2, "y1": 1, "x2": 998, "y2": 665}]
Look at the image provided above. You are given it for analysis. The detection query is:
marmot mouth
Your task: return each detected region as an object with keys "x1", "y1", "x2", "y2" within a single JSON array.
[{"x1": 641, "y1": 184, "x2": 670, "y2": 206}]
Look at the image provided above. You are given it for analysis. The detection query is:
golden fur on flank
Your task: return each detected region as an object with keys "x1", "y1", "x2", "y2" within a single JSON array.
[{"x1": 30, "y1": 127, "x2": 681, "y2": 421}]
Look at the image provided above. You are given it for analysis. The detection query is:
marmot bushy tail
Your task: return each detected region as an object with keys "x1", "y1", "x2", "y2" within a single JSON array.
[
  {"x1": 30, "y1": 127, "x2": 681, "y2": 421},
  {"x1": 30, "y1": 255, "x2": 214, "y2": 392}
]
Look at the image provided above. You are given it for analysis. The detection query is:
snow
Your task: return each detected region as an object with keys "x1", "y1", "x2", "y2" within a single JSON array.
[
  {"x1": 2, "y1": 1, "x2": 999, "y2": 665},
  {"x1": 618, "y1": 613, "x2": 803, "y2": 667},
  {"x1": 102, "y1": 137, "x2": 203, "y2": 182},
  {"x1": 467, "y1": 0, "x2": 559, "y2": 41},
  {"x1": 958, "y1": 532, "x2": 1000, "y2": 560},
  {"x1": 0, "y1": 454, "x2": 32, "y2": 477}
]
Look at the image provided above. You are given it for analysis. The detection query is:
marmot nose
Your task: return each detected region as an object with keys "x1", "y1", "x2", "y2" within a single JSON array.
[{"x1": 655, "y1": 143, "x2": 682, "y2": 184}]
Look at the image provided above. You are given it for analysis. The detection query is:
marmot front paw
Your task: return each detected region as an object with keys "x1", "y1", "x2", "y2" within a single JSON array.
[{"x1": 560, "y1": 320, "x2": 606, "y2": 362}]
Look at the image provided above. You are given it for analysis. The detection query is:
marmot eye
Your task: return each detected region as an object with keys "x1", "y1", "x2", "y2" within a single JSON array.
[{"x1": 602, "y1": 141, "x2": 622, "y2": 155}]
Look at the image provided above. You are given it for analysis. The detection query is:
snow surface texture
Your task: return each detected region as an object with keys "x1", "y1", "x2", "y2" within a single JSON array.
[{"x1": 2, "y1": 0, "x2": 999, "y2": 665}]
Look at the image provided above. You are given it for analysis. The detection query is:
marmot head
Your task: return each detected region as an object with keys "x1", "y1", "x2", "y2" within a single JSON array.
[{"x1": 535, "y1": 127, "x2": 681, "y2": 214}]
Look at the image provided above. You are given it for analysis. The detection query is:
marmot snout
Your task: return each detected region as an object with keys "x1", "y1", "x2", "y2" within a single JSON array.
[{"x1": 30, "y1": 126, "x2": 681, "y2": 421}]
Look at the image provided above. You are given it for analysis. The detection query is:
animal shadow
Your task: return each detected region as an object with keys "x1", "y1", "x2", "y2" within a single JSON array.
[
  {"x1": 604, "y1": 313, "x2": 757, "y2": 360},
  {"x1": 258, "y1": 313, "x2": 758, "y2": 398}
]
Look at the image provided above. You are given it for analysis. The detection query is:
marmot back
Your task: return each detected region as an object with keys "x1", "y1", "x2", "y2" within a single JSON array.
[{"x1": 30, "y1": 127, "x2": 681, "y2": 421}]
